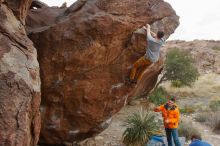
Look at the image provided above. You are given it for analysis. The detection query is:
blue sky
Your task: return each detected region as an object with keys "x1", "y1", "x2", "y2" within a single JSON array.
[{"x1": 41, "y1": 0, "x2": 220, "y2": 41}]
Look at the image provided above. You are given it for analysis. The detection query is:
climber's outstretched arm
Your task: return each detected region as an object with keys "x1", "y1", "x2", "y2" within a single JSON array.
[
  {"x1": 146, "y1": 24, "x2": 152, "y2": 37},
  {"x1": 150, "y1": 31, "x2": 156, "y2": 38},
  {"x1": 143, "y1": 24, "x2": 157, "y2": 39},
  {"x1": 144, "y1": 24, "x2": 156, "y2": 41}
]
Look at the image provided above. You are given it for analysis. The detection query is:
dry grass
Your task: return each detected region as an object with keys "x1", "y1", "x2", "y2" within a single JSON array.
[
  {"x1": 212, "y1": 46, "x2": 220, "y2": 51},
  {"x1": 213, "y1": 121, "x2": 220, "y2": 134},
  {"x1": 195, "y1": 112, "x2": 210, "y2": 123},
  {"x1": 161, "y1": 73, "x2": 220, "y2": 98},
  {"x1": 178, "y1": 120, "x2": 201, "y2": 141},
  {"x1": 195, "y1": 112, "x2": 220, "y2": 134}
]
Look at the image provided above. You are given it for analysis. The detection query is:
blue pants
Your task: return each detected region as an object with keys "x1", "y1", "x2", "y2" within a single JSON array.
[{"x1": 165, "y1": 128, "x2": 181, "y2": 146}]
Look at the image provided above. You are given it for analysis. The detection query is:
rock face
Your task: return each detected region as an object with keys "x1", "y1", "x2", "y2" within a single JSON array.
[
  {"x1": 27, "y1": 0, "x2": 179, "y2": 144},
  {"x1": 0, "y1": 0, "x2": 41, "y2": 146},
  {"x1": 164, "y1": 40, "x2": 220, "y2": 74}
]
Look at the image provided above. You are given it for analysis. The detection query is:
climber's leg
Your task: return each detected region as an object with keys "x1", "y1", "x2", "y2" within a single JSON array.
[
  {"x1": 137, "y1": 58, "x2": 152, "y2": 81},
  {"x1": 130, "y1": 56, "x2": 149, "y2": 81}
]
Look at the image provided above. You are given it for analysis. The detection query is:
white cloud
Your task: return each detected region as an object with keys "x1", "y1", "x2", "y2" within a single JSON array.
[
  {"x1": 41, "y1": 0, "x2": 220, "y2": 40},
  {"x1": 165, "y1": 0, "x2": 220, "y2": 40}
]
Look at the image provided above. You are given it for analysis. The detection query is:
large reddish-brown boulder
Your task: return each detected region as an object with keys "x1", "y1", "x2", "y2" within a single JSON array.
[
  {"x1": 27, "y1": 0, "x2": 179, "y2": 144},
  {"x1": 0, "y1": 0, "x2": 41, "y2": 145}
]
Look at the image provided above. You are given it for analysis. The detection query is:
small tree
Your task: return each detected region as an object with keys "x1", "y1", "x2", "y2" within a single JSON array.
[
  {"x1": 155, "y1": 48, "x2": 199, "y2": 88},
  {"x1": 148, "y1": 87, "x2": 168, "y2": 105},
  {"x1": 123, "y1": 109, "x2": 159, "y2": 146}
]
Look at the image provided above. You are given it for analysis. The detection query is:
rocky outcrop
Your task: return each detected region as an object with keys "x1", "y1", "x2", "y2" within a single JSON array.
[
  {"x1": 0, "y1": 0, "x2": 41, "y2": 146},
  {"x1": 27, "y1": 0, "x2": 179, "y2": 144},
  {"x1": 164, "y1": 40, "x2": 220, "y2": 74},
  {"x1": 4, "y1": 0, "x2": 32, "y2": 24}
]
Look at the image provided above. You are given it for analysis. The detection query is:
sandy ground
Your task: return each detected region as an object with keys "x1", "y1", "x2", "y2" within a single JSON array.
[{"x1": 162, "y1": 73, "x2": 220, "y2": 99}]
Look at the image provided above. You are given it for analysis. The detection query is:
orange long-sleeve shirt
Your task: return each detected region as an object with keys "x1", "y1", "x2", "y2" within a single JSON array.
[{"x1": 154, "y1": 104, "x2": 180, "y2": 129}]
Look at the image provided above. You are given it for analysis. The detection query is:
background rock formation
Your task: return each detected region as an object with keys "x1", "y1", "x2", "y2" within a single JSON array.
[
  {"x1": 26, "y1": 0, "x2": 179, "y2": 144},
  {"x1": 0, "y1": 0, "x2": 41, "y2": 145},
  {"x1": 164, "y1": 40, "x2": 220, "y2": 74}
]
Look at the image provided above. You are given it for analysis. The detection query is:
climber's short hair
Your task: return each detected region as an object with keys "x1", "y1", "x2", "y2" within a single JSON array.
[{"x1": 157, "y1": 31, "x2": 165, "y2": 39}]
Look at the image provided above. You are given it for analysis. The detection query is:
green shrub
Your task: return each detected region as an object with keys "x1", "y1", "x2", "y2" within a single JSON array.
[
  {"x1": 123, "y1": 109, "x2": 159, "y2": 146},
  {"x1": 211, "y1": 46, "x2": 220, "y2": 51},
  {"x1": 164, "y1": 48, "x2": 199, "y2": 87},
  {"x1": 171, "y1": 80, "x2": 184, "y2": 88},
  {"x1": 178, "y1": 121, "x2": 201, "y2": 141},
  {"x1": 148, "y1": 87, "x2": 168, "y2": 106},
  {"x1": 180, "y1": 105, "x2": 196, "y2": 114},
  {"x1": 209, "y1": 100, "x2": 220, "y2": 111}
]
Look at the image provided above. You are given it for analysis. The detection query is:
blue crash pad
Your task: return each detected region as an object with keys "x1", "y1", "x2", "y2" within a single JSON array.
[{"x1": 146, "y1": 136, "x2": 185, "y2": 146}]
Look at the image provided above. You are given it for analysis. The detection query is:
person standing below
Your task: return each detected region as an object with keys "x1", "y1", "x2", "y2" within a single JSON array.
[
  {"x1": 190, "y1": 135, "x2": 212, "y2": 146},
  {"x1": 129, "y1": 24, "x2": 165, "y2": 84},
  {"x1": 154, "y1": 97, "x2": 181, "y2": 146}
]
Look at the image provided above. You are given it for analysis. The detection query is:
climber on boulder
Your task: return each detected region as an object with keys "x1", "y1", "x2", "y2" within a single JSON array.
[
  {"x1": 129, "y1": 24, "x2": 165, "y2": 84},
  {"x1": 154, "y1": 97, "x2": 181, "y2": 146}
]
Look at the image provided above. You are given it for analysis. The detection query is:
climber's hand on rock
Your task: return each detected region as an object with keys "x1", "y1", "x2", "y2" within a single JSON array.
[
  {"x1": 146, "y1": 24, "x2": 150, "y2": 28},
  {"x1": 143, "y1": 26, "x2": 147, "y2": 30}
]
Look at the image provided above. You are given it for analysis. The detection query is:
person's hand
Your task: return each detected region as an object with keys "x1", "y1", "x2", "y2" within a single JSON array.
[
  {"x1": 146, "y1": 24, "x2": 150, "y2": 28},
  {"x1": 165, "y1": 119, "x2": 170, "y2": 124},
  {"x1": 154, "y1": 107, "x2": 160, "y2": 112},
  {"x1": 143, "y1": 26, "x2": 147, "y2": 30}
]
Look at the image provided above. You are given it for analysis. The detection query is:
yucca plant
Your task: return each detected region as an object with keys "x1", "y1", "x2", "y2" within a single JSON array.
[{"x1": 123, "y1": 109, "x2": 159, "y2": 146}]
